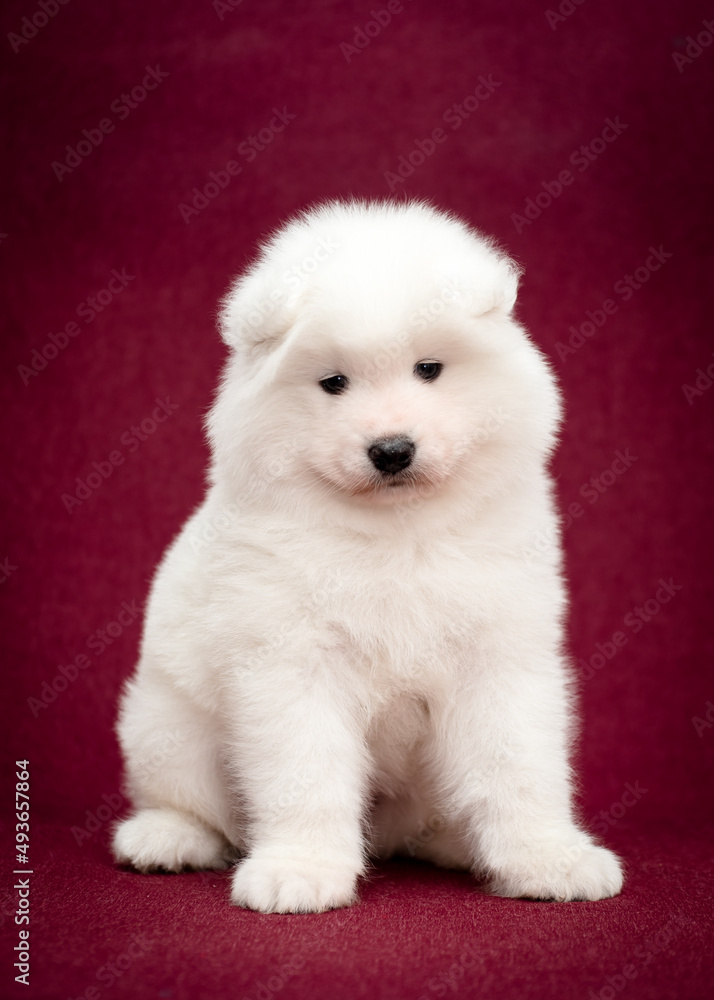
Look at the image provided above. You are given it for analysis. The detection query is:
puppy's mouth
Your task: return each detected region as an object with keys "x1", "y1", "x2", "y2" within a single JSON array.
[
  {"x1": 348, "y1": 465, "x2": 437, "y2": 499},
  {"x1": 351, "y1": 474, "x2": 414, "y2": 496}
]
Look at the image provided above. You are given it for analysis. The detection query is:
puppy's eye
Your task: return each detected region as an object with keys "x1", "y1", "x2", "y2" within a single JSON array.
[
  {"x1": 320, "y1": 374, "x2": 349, "y2": 395},
  {"x1": 414, "y1": 361, "x2": 443, "y2": 383}
]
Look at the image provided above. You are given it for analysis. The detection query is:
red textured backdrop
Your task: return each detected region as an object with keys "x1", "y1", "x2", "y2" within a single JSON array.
[{"x1": 2, "y1": 1, "x2": 713, "y2": 998}]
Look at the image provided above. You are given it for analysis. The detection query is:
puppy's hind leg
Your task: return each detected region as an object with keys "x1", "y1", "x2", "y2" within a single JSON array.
[
  {"x1": 112, "y1": 671, "x2": 239, "y2": 872},
  {"x1": 112, "y1": 806, "x2": 234, "y2": 873}
]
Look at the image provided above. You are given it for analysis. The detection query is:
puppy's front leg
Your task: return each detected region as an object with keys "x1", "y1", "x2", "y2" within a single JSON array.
[
  {"x1": 438, "y1": 638, "x2": 623, "y2": 901},
  {"x1": 229, "y1": 654, "x2": 368, "y2": 914}
]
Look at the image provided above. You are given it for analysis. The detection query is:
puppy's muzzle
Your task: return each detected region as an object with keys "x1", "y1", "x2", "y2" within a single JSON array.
[{"x1": 368, "y1": 437, "x2": 415, "y2": 475}]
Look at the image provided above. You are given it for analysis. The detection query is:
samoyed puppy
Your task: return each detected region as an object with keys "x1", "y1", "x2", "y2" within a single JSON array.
[{"x1": 112, "y1": 200, "x2": 623, "y2": 912}]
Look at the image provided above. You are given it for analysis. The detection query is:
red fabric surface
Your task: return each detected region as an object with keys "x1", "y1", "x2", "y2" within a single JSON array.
[{"x1": 2, "y1": 0, "x2": 713, "y2": 997}]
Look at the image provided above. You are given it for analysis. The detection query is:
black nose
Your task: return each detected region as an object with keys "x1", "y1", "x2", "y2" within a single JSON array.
[{"x1": 368, "y1": 437, "x2": 415, "y2": 475}]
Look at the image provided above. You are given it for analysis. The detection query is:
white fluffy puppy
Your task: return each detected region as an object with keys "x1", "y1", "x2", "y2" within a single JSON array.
[{"x1": 113, "y1": 200, "x2": 623, "y2": 912}]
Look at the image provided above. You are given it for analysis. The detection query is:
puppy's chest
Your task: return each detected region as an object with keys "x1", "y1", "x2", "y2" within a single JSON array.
[{"x1": 303, "y1": 550, "x2": 482, "y2": 680}]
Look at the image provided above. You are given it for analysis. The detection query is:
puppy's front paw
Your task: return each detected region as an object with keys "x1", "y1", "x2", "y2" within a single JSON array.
[
  {"x1": 230, "y1": 849, "x2": 360, "y2": 913},
  {"x1": 486, "y1": 835, "x2": 624, "y2": 902},
  {"x1": 113, "y1": 807, "x2": 234, "y2": 872}
]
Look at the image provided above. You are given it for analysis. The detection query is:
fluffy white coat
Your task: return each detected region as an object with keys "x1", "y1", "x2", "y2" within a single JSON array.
[{"x1": 112, "y1": 200, "x2": 623, "y2": 912}]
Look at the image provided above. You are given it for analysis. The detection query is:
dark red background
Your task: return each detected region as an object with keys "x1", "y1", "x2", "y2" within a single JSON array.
[{"x1": 2, "y1": 1, "x2": 713, "y2": 998}]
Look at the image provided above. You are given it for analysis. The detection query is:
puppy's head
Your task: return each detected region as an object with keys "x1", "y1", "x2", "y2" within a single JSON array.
[{"x1": 209, "y1": 201, "x2": 561, "y2": 523}]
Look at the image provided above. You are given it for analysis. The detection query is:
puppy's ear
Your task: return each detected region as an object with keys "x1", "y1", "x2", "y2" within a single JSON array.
[
  {"x1": 472, "y1": 251, "x2": 522, "y2": 317},
  {"x1": 448, "y1": 242, "x2": 522, "y2": 319},
  {"x1": 218, "y1": 269, "x2": 294, "y2": 357},
  {"x1": 493, "y1": 254, "x2": 522, "y2": 314}
]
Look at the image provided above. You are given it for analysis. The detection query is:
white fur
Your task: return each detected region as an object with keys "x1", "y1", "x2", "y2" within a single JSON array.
[{"x1": 113, "y1": 200, "x2": 623, "y2": 912}]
